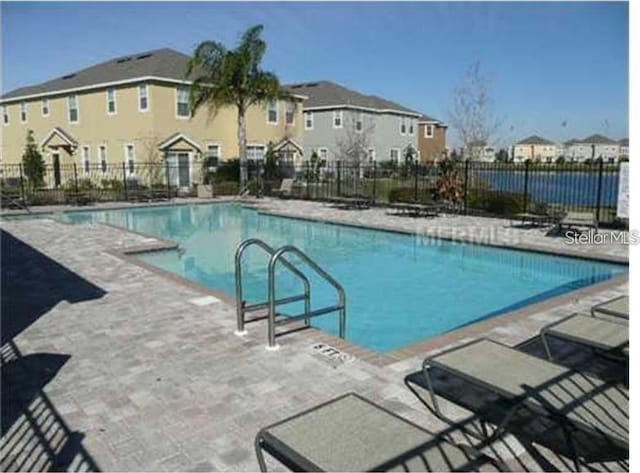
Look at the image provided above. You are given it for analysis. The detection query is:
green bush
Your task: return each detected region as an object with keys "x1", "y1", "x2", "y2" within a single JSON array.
[
  {"x1": 63, "y1": 178, "x2": 95, "y2": 191},
  {"x1": 388, "y1": 186, "x2": 435, "y2": 203},
  {"x1": 100, "y1": 178, "x2": 123, "y2": 191},
  {"x1": 468, "y1": 191, "x2": 527, "y2": 215},
  {"x1": 214, "y1": 159, "x2": 240, "y2": 183}
]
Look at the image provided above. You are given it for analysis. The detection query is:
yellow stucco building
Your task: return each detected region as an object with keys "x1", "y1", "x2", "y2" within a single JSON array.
[{"x1": 0, "y1": 48, "x2": 304, "y2": 188}]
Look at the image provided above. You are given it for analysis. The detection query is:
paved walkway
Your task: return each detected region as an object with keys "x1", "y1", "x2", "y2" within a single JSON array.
[{"x1": 0, "y1": 199, "x2": 628, "y2": 471}]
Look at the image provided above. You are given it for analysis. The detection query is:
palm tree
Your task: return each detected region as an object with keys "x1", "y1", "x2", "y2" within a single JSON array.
[{"x1": 186, "y1": 25, "x2": 281, "y2": 188}]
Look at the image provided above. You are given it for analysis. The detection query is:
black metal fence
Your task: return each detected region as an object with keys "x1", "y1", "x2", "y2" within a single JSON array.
[
  {"x1": 246, "y1": 159, "x2": 625, "y2": 226},
  {"x1": 0, "y1": 162, "x2": 200, "y2": 205}
]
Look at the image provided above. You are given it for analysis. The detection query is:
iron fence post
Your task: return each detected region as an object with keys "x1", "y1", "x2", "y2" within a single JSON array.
[
  {"x1": 122, "y1": 162, "x2": 128, "y2": 200},
  {"x1": 413, "y1": 163, "x2": 419, "y2": 201},
  {"x1": 165, "y1": 160, "x2": 170, "y2": 199},
  {"x1": 306, "y1": 161, "x2": 310, "y2": 199},
  {"x1": 372, "y1": 161, "x2": 377, "y2": 203},
  {"x1": 463, "y1": 160, "x2": 470, "y2": 214},
  {"x1": 523, "y1": 160, "x2": 530, "y2": 213},
  {"x1": 336, "y1": 160, "x2": 341, "y2": 196},
  {"x1": 595, "y1": 158, "x2": 604, "y2": 224},
  {"x1": 73, "y1": 163, "x2": 79, "y2": 194},
  {"x1": 19, "y1": 163, "x2": 26, "y2": 201}
]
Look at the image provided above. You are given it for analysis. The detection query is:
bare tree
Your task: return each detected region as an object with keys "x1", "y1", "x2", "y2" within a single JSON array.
[
  {"x1": 449, "y1": 61, "x2": 500, "y2": 160},
  {"x1": 335, "y1": 111, "x2": 376, "y2": 165}
]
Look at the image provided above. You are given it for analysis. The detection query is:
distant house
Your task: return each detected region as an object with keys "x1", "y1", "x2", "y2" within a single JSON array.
[
  {"x1": 417, "y1": 114, "x2": 447, "y2": 163},
  {"x1": 469, "y1": 140, "x2": 495, "y2": 162},
  {"x1": 286, "y1": 81, "x2": 421, "y2": 164},
  {"x1": 618, "y1": 138, "x2": 629, "y2": 160},
  {"x1": 565, "y1": 134, "x2": 620, "y2": 163},
  {"x1": 512, "y1": 135, "x2": 557, "y2": 163}
]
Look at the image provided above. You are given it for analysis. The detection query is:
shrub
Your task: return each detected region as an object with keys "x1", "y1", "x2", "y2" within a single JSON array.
[
  {"x1": 388, "y1": 186, "x2": 434, "y2": 203},
  {"x1": 214, "y1": 159, "x2": 240, "y2": 183},
  {"x1": 100, "y1": 178, "x2": 123, "y2": 191},
  {"x1": 63, "y1": 178, "x2": 95, "y2": 191},
  {"x1": 468, "y1": 191, "x2": 527, "y2": 215}
]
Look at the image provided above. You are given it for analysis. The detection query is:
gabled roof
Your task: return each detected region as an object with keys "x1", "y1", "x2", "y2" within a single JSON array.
[
  {"x1": 417, "y1": 114, "x2": 446, "y2": 126},
  {"x1": 284, "y1": 80, "x2": 420, "y2": 116},
  {"x1": 40, "y1": 127, "x2": 78, "y2": 148},
  {"x1": 516, "y1": 135, "x2": 555, "y2": 145},
  {"x1": 157, "y1": 132, "x2": 202, "y2": 152},
  {"x1": 579, "y1": 134, "x2": 617, "y2": 145},
  {"x1": 2, "y1": 49, "x2": 195, "y2": 102}
]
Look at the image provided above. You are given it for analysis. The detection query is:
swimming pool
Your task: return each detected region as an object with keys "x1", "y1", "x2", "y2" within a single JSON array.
[{"x1": 61, "y1": 203, "x2": 627, "y2": 353}]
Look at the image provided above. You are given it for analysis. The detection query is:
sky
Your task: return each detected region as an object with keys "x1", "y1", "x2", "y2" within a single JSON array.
[{"x1": 1, "y1": 1, "x2": 629, "y2": 146}]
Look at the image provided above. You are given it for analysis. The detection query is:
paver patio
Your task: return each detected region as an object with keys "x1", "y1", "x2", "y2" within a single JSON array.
[{"x1": 0, "y1": 198, "x2": 629, "y2": 471}]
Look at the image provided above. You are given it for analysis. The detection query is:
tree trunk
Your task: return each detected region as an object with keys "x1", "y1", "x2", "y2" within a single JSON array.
[{"x1": 237, "y1": 107, "x2": 248, "y2": 190}]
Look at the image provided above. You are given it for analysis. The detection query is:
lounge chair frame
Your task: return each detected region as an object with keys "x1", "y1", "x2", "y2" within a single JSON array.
[
  {"x1": 540, "y1": 313, "x2": 628, "y2": 361},
  {"x1": 591, "y1": 296, "x2": 629, "y2": 320},
  {"x1": 406, "y1": 338, "x2": 628, "y2": 470}
]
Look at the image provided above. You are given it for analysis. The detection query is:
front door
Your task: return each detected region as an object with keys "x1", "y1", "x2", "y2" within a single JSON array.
[
  {"x1": 52, "y1": 153, "x2": 61, "y2": 187},
  {"x1": 166, "y1": 152, "x2": 191, "y2": 188}
]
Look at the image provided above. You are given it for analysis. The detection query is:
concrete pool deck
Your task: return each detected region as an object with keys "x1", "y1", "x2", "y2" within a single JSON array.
[{"x1": 0, "y1": 198, "x2": 629, "y2": 471}]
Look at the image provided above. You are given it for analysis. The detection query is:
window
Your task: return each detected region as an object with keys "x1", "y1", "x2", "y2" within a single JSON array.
[
  {"x1": 99, "y1": 146, "x2": 107, "y2": 173},
  {"x1": 409, "y1": 120, "x2": 414, "y2": 135},
  {"x1": 42, "y1": 98, "x2": 49, "y2": 117},
  {"x1": 367, "y1": 148, "x2": 375, "y2": 162},
  {"x1": 107, "y1": 88, "x2": 117, "y2": 114},
  {"x1": 304, "y1": 112, "x2": 314, "y2": 130},
  {"x1": 425, "y1": 124, "x2": 434, "y2": 138},
  {"x1": 285, "y1": 102, "x2": 295, "y2": 125},
  {"x1": 20, "y1": 102, "x2": 27, "y2": 123},
  {"x1": 68, "y1": 95, "x2": 79, "y2": 122},
  {"x1": 82, "y1": 146, "x2": 90, "y2": 174},
  {"x1": 247, "y1": 145, "x2": 265, "y2": 161},
  {"x1": 139, "y1": 83, "x2": 149, "y2": 111},
  {"x1": 390, "y1": 148, "x2": 400, "y2": 163},
  {"x1": 318, "y1": 148, "x2": 328, "y2": 161},
  {"x1": 206, "y1": 144, "x2": 220, "y2": 166},
  {"x1": 356, "y1": 113, "x2": 363, "y2": 133},
  {"x1": 2, "y1": 106, "x2": 8, "y2": 125},
  {"x1": 400, "y1": 117, "x2": 406, "y2": 135},
  {"x1": 176, "y1": 86, "x2": 189, "y2": 117},
  {"x1": 333, "y1": 111, "x2": 343, "y2": 128},
  {"x1": 267, "y1": 101, "x2": 278, "y2": 124},
  {"x1": 125, "y1": 144, "x2": 135, "y2": 174}
]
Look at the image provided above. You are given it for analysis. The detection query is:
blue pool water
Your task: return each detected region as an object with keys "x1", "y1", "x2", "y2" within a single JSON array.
[{"x1": 61, "y1": 203, "x2": 627, "y2": 352}]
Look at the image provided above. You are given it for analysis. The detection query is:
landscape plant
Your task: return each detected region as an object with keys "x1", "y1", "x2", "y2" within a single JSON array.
[{"x1": 22, "y1": 129, "x2": 46, "y2": 189}]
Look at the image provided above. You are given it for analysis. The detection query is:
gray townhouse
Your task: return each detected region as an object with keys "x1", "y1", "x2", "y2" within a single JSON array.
[{"x1": 285, "y1": 81, "x2": 422, "y2": 164}]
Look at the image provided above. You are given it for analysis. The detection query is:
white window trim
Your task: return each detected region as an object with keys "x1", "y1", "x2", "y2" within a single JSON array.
[
  {"x1": 138, "y1": 83, "x2": 150, "y2": 112},
  {"x1": 41, "y1": 98, "x2": 50, "y2": 117},
  {"x1": 355, "y1": 113, "x2": 364, "y2": 134},
  {"x1": 2, "y1": 106, "x2": 8, "y2": 126},
  {"x1": 20, "y1": 102, "x2": 27, "y2": 124},
  {"x1": 175, "y1": 86, "x2": 190, "y2": 119},
  {"x1": 106, "y1": 88, "x2": 117, "y2": 116},
  {"x1": 68, "y1": 94, "x2": 79, "y2": 124},
  {"x1": 318, "y1": 147, "x2": 329, "y2": 161},
  {"x1": 304, "y1": 111, "x2": 314, "y2": 130},
  {"x1": 246, "y1": 143, "x2": 266, "y2": 160},
  {"x1": 98, "y1": 144, "x2": 108, "y2": 174},
  {"x1": 81, "y1": 146, "x2": 90, "y2": 175},
  {"x1": 425, "y1": 124, "x2": 434, "y2": 138},
  {"x1": 205, "y1": 142, "x2": 222, "y2": 161},
  {"x1": 333, "y1": 110, "x2": 343, "y2": 129},
  {"x1": 368, "y1": 148, "x2": 376, "y2": 161},
  {"x1": 390, "y1": 148, "x2": 400, "y2": 162},
  {"x1": 124, "y1": 143, "x2": 136, "y2": 175},
  {"x1": 267, "y1": 101, "x2": 279, "y2": 125},
  {"x1": 409, "y1": 119, "x2": 415, "y2": 136},
  {"x1": 399, "y1": 117, "x2": 406, "y2": 136},
  {"x1": 285, "y1": 102, "x2": 295, "y2": 127}
]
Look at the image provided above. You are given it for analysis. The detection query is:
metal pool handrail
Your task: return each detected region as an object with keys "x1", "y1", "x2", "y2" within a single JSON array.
[
  {"x1": 234, "y1": 239, "x2": 310, "y2": 334},
  {"x1": 267, "y1": 245, "x2": 346, "y2": 349}
]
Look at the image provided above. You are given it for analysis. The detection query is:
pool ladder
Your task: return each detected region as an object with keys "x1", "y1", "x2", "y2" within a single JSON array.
[{"x1": 234, "y1": 238, "x2": 346, "y2": 349}]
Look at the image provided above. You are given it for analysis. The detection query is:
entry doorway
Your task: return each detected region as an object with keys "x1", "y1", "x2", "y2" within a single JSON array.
[
  {"x1": 166, "y1": 152, "x2": 191, "y2": 188},
  {"x1": 52, "y1": 153, "x2": 61, "y2": 187}
]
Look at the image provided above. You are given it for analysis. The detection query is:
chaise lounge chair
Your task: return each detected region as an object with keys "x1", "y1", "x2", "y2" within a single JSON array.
[
  {"x1": 406, "y1": 338, "x2": 628, "y2": 469},
  {"x1": 272, "y1": 178, "x2": 295, "y2": 198},
  {"x1": 255, "y1": 392, "x2": 506, "y2": 471},
  {"x1": 540, "y1": 313, "x2": 628, "y2": 361},
  {"x1": 558, "y1": 211, "x2": 598, "y2": 234},
  {"x1": 591, "y1": 295, "x2": 629, "y2": 320},
  {"x1": 389, "y1": 202, "x2": 440, "y2": 218}
]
